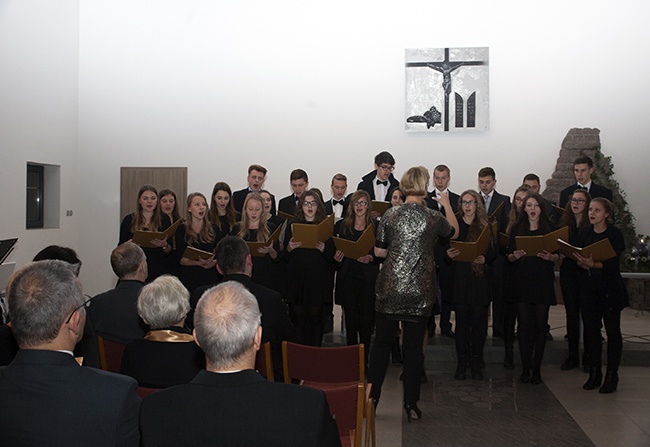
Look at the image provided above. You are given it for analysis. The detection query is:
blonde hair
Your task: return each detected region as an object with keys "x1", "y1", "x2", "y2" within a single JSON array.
[
  {"x1": 238, "y1": 193, "x2": 270, "y2": 242},
  {"x1": 400, "y1": 166, "x2": 429, "y2": 197},
  {"x1": 184, "y1": 193, "x2": 215, "y2": 245}
]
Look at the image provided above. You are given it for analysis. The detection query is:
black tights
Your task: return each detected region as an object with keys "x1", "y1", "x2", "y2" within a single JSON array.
[
  {"x1": 516, "y1": 303, "x2": 549, "y2": 374},
  {"x1": 290, "y1": 304, "x2": 323, "y2": 347},
  {"x1": 454, "y1": 304, "x2": 488, "y2": 360}
]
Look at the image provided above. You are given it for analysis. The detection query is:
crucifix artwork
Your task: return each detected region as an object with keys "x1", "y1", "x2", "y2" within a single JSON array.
[{"x1": 405, "y1": 47, "x2": 489, "y2": 132}]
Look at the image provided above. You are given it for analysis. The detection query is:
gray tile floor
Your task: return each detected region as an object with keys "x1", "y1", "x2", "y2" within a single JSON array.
[{"x1": 328, "y1": 306, "x2": 650, "y2": 447}]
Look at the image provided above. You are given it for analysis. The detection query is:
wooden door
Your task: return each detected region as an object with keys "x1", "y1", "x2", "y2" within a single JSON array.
[{"x1": 120, "y1": 167, "x2": 187, "y2": 220}]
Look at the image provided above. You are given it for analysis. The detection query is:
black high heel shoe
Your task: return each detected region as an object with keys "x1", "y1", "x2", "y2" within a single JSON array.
[
  {"x1": 599, "y1": 371, "x2": 619, "y2": 394},
  {"x1": 583, "y1": 367, "x2": 603, "y2": 390},
  {"x1": 403, "y1": 403, "x2": 422, "y2": 422}
]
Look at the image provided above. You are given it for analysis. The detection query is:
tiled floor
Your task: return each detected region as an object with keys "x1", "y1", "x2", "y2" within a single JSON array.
[{"x1": 334, "y1": 306, "x2": 650, "y2": 447}]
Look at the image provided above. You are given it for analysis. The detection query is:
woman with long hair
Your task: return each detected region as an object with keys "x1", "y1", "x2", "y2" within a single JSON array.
[
  {"x1": 333, "y1": 190, "x2": 379, "y2": 365},
  {"x1": 559, "y1": 189, "x2": 591, "y2": 371},
  {"x1": 507, "y1": 193, "x2": 558, "y2": 385},
  {"x1": 282, "y1": 189, "x2": 336, "y2": 347},
  {"x1": 502, "y1": 184, "x2": 531, "y2": 369},
  {"x1": 208, "y1": 182, "x2": 239, "y2": 242},
  {"x1": 159, "y1": 189, "x2": 181, "y2": 223},
  {"x1": 176, "y1": 193, "x2": 218, "y2": 293},
  {"x1": 575, "y1": 198, "x2": 626, "y2": 393},
  {"x1": 446, "y1": 189, "x2": 495, "y2": 381},
  {"x1": 369, "y1": 167, "x2": 458, "y2": 421},
  {"x1": 119, "y1": 185, "x2": 172, "y2": 281},
  {"x1": 231, "y1": 192, "x2": 279, "y2": 291}
]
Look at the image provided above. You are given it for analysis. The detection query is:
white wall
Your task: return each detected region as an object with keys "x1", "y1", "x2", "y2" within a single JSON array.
[
  {"x1": 2, "y1": 1, "x2": 649, "y2": 295},
  {"x1": 0, "y1": 1, "x2": 80, "y2": 275}
]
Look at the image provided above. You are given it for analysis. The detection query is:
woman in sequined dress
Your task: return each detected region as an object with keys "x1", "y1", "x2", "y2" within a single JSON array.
[{"x1": 368, "y1": 166, "x2": 458, "y2": 421}]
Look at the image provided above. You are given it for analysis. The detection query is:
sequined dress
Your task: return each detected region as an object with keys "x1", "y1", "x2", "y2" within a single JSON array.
[{"x1": 375, "y1": 203, "x2": 454, "y2": 319}]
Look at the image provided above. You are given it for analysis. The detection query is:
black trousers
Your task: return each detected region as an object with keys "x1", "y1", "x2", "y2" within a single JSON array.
[
  {"x1": 368, "y1": 317, "x2": 426, "y2": 405},
  {"x1": 560, "y1": 273, "x2": 583, "y2": 357}
]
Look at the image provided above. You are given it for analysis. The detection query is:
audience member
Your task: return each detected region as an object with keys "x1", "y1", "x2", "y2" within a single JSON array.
[
  {"x1": 140, "y1": 281, "x2": 340, "y2": 446},
  {"x1": 0, "y1": 260, "x2": 140, "y2": 446}
]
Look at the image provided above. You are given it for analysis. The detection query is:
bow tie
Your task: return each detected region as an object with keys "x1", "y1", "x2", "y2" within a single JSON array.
[
  {"x1": 578, "y1": 184, "x2": 588, "y2": 190},
  {"x1": 376, "y1": 179, "x2": 388, "y2": 186},
  {"x1": 333, "y1": 199, "x2": 344, "y2": 206}
]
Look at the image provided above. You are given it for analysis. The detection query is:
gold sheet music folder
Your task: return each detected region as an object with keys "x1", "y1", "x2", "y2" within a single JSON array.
[
  {"x1": 132, "y1": 219, "x2": 182, "y2": 248},
  {"x1": 291, "y1": 214, "x2": 334, "y2": 249},
  {"x1": 182, "y1": 247, "x2": 213, "y2": 261},
  {"x1": 247, "y1": 225, "x2": 282, "y2": 257},
  {"x1": 371, "y1": 201, "x2": 391, "y2": 216},
  {"x1": 515, "y1": 226, "x2": 569, "y2": 257},
  {"x1": 333, "y1": 226, "x2": 375, "y2": 260},
  {"x1": 557, "y1": 238, "x2": 617, "y2": 262},
  {"x1": 449, "y1": 223, "x2": 491, "y2": 263}
]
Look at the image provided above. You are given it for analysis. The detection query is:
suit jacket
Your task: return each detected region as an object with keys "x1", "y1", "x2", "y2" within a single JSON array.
[
  {"x1": 188, "y1": 274, "x2": 298, "y2": 344},
  {"x1": 356, "y1": 170, "x2": 399, "y2": 201},
  {"x1": 233, "y1": 188, "x2": 276, "y2": 215},
  {"x1": 0, "y1": 350, "x2": 140, "y2": 446},
  {"x1": 559, "y1": 182, "x2": 613, "y2": 208},
  {"x1": 485, "y1": 190, "x2": 512, "y2": 234},
  {"x1": 140, "y1": 369, "x2": 341, "y2": 447},
  {"x1": 87, "y1": 280, "x2": 148, "y2": 343},
  {"x1": 120, "y1": 326, "x2": 205, "y2": 388},
  {"x1": 278, "y1": 193, "x2": 299, "y2": 216},
  {"x1": 425, "y1": 190, "x2": 460, "y2": 216},
  {"x1": 324, "y1": 195, "x2": 350, "y2": 219}
]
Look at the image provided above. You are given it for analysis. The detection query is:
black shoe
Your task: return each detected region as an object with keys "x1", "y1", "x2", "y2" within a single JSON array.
[
  {"x1": 503, "y1": 351, "x2": 514, "y2": 369},
  {"x1": 455, "y1": 357, "x2": 467, "y2": 380},
  {"x1": 583, "y1": 367, "x2": 603, "y2": 390},
  {"x1": 564, "y1": 333, "x2": 569, "y2": 340},
  {"x1": 599, "y1": 371, "x2": 619, "y2": 394},
  {"x1": 520, "y1": 372, "x2": 531, "y2": 384},
  {"x1": 530, "y1": 372, "x2": 542, "y2": 385},
  {"x1": 471, "y1": 357, "x2": 484, "y2": 380},
  {"x1": 546, "y1": 332, "x2": 553, "y2": 341},
  {"x1": 404, "y1": 403, "x2": 422, "y2": 422},
  {"x1": 561, "y1": 356, "x2": 580, "y2": 371},
  {"x1": 441, "y1": 329, "x2": 455, "y2": 339}
]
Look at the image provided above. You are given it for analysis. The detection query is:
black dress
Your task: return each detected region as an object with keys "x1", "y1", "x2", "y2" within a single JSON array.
[
  {"x1": 119, "y1": 213, "x2": 172, "y2": 282},
  {"x1": 175, "y1": 223, "x2": 219, "y2": 294},
  {"x1": 559, "y1": 225, "x2": 585, "y2": 361},
  {"x1": 334, "y1": 221, "x2": 379, "y2": 353},
  {"x1": 230, "y1": 222, "x2": 279, "y2": 293},
  {"x1": 282, "y1": 220, "x2": 336, "y2": 346}
]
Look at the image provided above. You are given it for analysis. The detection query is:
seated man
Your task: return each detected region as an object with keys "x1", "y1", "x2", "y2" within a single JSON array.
[
  {"x1": 0, "y1": 260, "x2": 140, "y2": 446},
  {"x1": 140, "y1": 281, "x2": 340, "y2": 447}
]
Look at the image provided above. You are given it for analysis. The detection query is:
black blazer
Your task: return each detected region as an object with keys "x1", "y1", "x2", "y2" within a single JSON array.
[
  {"x1": 120, "y1": 326, "x2": 205, "y2": 388},
  {"x1": 233, "y1": 188, "x2": 276, "y2": 215},
  {"x1": 324, "y1": 196, "x2": 350, "y2": 219},
  {"x1": 87, "y1": 280, "x2": 148, "y2": 343},
  {"x1": 356, "y1": 170, "x2": 399, "y2": 201},
  {"x1": 188, "y1": 274, "x2": 298, "y2": 344},
  {"x1": 278, "y1": 194, "x2": 299, "y2": 216},
  {"x1": 140, "y1": 369, "x2": 341, "y2": 447},
  {"x1": 0, "y1": 350, "x2": 140, "y2": 446},
  {"x1": 425, "y1": 190, "x2": 460, "y2": 216},
  {"x1": 559, "y1": 182, "x2": 613, "y2": 208},
  {"x1": 486, "y1": 190, "x2": 512, "y2": 234}
]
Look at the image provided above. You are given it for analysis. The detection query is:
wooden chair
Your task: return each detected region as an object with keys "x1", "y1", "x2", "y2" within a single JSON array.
[
  {"x1": 323, "y1": 382, "x2": 364, "y2": 447},
  {"x1": 254, "y1": 341, "x2": 274, "y2": 381},
  {"x1": 136, "y1": 386, "x2": 162, "y2": 400},
  {"x1": 97, "y1": 336, "x2": 126, "y2": 373},
  {"x1": 282, "y1": 342, "x2": 375, "y2": 447}
]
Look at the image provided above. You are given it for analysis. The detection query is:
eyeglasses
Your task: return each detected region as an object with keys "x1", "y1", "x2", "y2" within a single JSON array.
[
  {"x1": 378, "y1": 164, "x2": 394, "y2": 172},
  {"x1": 461, "y1": 200, "x2": 477, "y2": 206},
  {"x1": 303, "y1": 201, "x2": 318, "y2": 208},
  {"x1": 65, "y1": 297, "x2": 92, "y2": 325},
  {"x1": 354, "y1": 201, "x2": 368, "y2": 207},
  {"x1": 571, "y1": 198, "x2": 587, "y2": 203}
]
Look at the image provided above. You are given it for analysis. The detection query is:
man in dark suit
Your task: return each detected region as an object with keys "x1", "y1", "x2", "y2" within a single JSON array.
[
  {"x1": 0, "y1": 260, "x2": 140, "y2": 446},
  {"x1": 559, "y1": 155, "x2": 613, "y2": 208},
  {"x1": 478, "y1": 167, "x2": 512, "y2": 339},
  {"x1": 425, "y1": 164, "x2": 460, "y2": 338},
  {"x1": 278, "y1": 168, "x2": 310, "y2": 216},
  {"x1": 357, "y1": 151, "x2": 399, "y2": 202},
  {"x1": 87, "y1": 242, "x2": 149, "y2": 344},
  {"x1": 522, "y1": 173, "x2": 560, "y2": 226},
  {"x1": 233, "y1": 164, "x2": 277, "y2": 214},
  {"x1": 140, "y1": 280, "x2": 341, "y2": 447},
  {"x1": 324, "y1": 173, "x2": 349, "y2": 221}
]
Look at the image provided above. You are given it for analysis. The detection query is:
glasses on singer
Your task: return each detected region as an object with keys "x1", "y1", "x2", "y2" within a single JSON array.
[
  {"x1": 303, "y1": 201, "x2": 318, "y2": 208},
  {"x1": 378, "y1": 165, "x2": 394, "y2": 172},
  {"x1": 571, "y1": 198, "x2": 587, "y2": 203},
  {"x1": 461, "y1": 200, "x2": 477, "y2": 206},
  {"x1": 355, "y1": 201, "x2": 368, "y2": 207}
]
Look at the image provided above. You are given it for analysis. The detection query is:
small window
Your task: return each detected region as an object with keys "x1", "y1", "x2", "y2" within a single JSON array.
[{"x1": 26, "y1": 164, "x2": 44, "y2": 229}]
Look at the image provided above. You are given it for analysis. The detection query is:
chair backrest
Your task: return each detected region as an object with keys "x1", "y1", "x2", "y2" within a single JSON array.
[
  {"x1": 323, "y1": 382, "x2": 364, "y2": 447},
  {"x1": 97, "y1": 336, "x2": 126, "y2": 372},
  {"x1": 254, "y1": 341, "x2": 274, "y2": 381},
  {"x1": 282, "y1": 342, "x2": 364, "y2": 384},
  {"x1": 136, "y1": 386, "x2": 162, "y2": 400}
]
